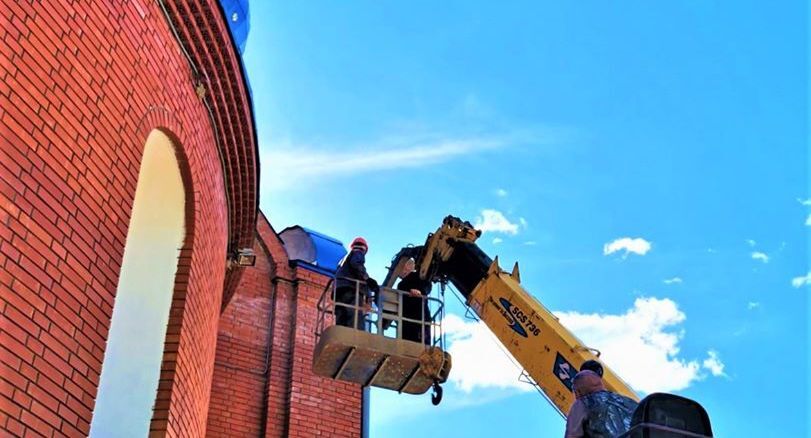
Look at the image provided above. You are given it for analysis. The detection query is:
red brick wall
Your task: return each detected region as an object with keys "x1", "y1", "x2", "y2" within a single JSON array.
[
  {"x1": 206, "y1": 213, "x2": 362, "y2": 437},
  {"x1": 287, "y1": 268, "x2": 362, "y2": 438},
  {"x1": 0, "y1": 1, "x2": 254, "y2": 437},
  {"x1": 206, "y1": 237, "x2": 273, "y2": 437}
]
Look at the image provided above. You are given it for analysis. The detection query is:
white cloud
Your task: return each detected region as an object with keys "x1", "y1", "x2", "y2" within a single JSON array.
[
  {"x1": 702, "y1": 350, "x2": 726, "y2": 377},
  {"x1": 443, "y1": 314, "x2": 530, "y2": 393},
  {"x1": 747, "y1": 302, "x2": 760, "y2": 310},
  {"x1": 791, "y1": 272, "x2": 811, "y2": 288},
  {"x1": 663, "y1": 277, "x2": 683, "y2": 285},
  {"x1": 746, "y1": 239, "x2": 756, "y2": 247},
  {"x1": 519, "y1": 217, "x2": 528, "y2": 229},
  {"x1": 806, "y1": 214, "x2": 811, "y2": 226},
  {"x1": 261, "y1": 137, "x2": 503, "y2": 190},
  {"x1": 554, "y1": 297, "x2": 718, "y2": 394},
  {"x1": 707, "y1": 248, "x2": 717, "y2": 253},
  {"x1": 523, "y1": 241, "x2": 537, "y2": 246},
  {"x1": 474, "y1": 209, "x2": 519, "y2": 235},
  {"x1": 751, "y1": 252, "x2": 769, "y2": 263},
  {"x1": 495, "y1": 188, "x2": 508, "y2": 197},
  {"x1": 441, "y1": 297, "x2": 724, "y2": 400},
  {"x1": 603, "y1": 237, "x2": 652, "y2": 257},
  {"x1": 797, "y1": 198, "x2": 811, "y2": 206},
  {"x1": 492, "y1": 237, "x2": 503, "y2": 245}
]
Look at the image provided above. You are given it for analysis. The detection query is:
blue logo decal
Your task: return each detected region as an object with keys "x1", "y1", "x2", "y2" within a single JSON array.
[
  {"x1": 498, "y1": 298, "x2": 529, "y2": 337},
  {"x1": 553, "y1": 353, "x2": 577, "y2": 391}
]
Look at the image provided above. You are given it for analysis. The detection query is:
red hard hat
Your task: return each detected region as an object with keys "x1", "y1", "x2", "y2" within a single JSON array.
[{"x1": 351, "y1": 237, "x2": 368, "y2": 250}]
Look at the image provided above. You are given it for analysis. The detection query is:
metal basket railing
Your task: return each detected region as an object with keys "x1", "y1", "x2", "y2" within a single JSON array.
[{"x1": 316, "y1": 276, "x2": 445, "y2": 351}]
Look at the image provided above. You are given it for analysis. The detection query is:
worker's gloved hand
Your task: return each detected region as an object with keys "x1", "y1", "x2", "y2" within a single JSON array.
[{"x1": 366, "y1": 277, "x2": 380, "y2": 292}]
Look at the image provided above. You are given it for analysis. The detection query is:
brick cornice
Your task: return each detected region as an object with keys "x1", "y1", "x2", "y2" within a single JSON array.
[
  {"x1": 159, "y1": 0, "x2": 259, "y2": 309},
  {"x1": 160, "y1": 0, "x2": 258, "y2": 254}
]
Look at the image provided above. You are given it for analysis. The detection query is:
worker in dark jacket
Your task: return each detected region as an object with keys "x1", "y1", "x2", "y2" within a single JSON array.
[
  {"x1": 396, "y1": 258, "x2": 432, "y2": 344},
  {"x1": 334, "y1": 237, "x2": 378, "y2": 329},
  {"x1": 564, "y1": 369, "x2": 638, "y2": 438}
]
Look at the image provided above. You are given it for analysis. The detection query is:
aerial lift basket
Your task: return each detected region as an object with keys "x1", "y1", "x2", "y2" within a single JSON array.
[{"x1": 313, "y1": 278, "x2": 451, "y2": 401}]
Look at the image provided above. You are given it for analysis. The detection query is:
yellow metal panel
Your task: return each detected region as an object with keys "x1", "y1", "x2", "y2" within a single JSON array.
[{"x1": 468, "y1": 268, "x2": 638, "y2": 416}]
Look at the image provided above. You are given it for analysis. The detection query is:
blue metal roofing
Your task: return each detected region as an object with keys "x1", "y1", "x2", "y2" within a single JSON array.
[
  {"x1": 279, "y1": 226, "x2": 347, "y2": 276},
  {"x1": 216, "y1": 0, "x2": 253, "y2": 104},
  {"x1": 218, "y1": 0, "x2": 250, "y2": 54}
]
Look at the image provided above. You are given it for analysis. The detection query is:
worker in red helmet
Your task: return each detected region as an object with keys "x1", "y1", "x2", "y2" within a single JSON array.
[
  {"x1": 334, "y1": 237, "x2": 379, "y2": 329},
  {"x1": 351, "y1": 237, "x2": 367, "y2": 249}
]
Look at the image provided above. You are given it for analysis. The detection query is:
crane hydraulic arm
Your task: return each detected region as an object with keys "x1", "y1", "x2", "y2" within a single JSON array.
[
  {"x1": 381, "y1": 216, "x2": 714, "y2": 436},
  {"x1": 391, "y1": 216, "x2": 638, "y2": 416}
]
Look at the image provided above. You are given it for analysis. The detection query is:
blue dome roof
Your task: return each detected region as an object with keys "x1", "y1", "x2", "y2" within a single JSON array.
[
  {"x1": 218, "y1": 0, "x2": 250, "y2": 54},
  {"x1": 279, "y1": 226, "x2": 347, "y2": 276}
]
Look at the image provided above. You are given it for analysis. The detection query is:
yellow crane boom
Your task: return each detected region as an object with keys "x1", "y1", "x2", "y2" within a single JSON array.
[
  {"x1": 383, "y1": 215, "x2": 714, "y2": 436},
  {"x1": 466, "y1": 256, "x2": 637, "y2": 414},
  {"x1": 399, "y1": 215, "x2": 637, "y2": 415}
]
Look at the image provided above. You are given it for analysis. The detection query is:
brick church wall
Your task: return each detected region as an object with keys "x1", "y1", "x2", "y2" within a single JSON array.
[
  {"x1": 206, "y1": 213, "x2": 362, "y2": 437},
  {"x1": 0, "y1": 1, "x2": 256, "y2": 436}
]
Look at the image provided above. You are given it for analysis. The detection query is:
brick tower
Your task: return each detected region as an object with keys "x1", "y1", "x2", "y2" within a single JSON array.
[{"x1": 0, "y1": 1, "x2": 362, "y2": 436}]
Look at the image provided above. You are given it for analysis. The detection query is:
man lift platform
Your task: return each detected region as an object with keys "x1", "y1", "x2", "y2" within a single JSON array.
[{"x1": 313, "y1": 277, "x2": 452, "y2": 404}]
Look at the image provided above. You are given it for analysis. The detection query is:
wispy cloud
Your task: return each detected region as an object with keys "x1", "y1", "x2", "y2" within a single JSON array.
[
  {"x1": 495, "y1": 188, "x2": 508, "y2": 197},
  {"x1": 746, "y1": 239, "x2": 756, "y2": 247},
  {"x1": 261, "y1": 136, "x2": 505, "y2": 190},
  {"x1": 555, "y1": 297, "x2": 724, "y2": 394},
  {"x1": 523, "y1": 241, "x2": 537, "y2": 246},
  {"x1": 261, "y1": 127, "x2": 562, "y2": 191},
  {"x1": 791, "y1": 272, "x2": 811, "y2": 288},
  {"x1": 475, "y1": 209, "x2": 520, "y2": 235},
  {"x1": 603, "y1": 237, "x2": 652, "y2": 257},
  {"x1": 663, "y1": 277, "x2": 683, "y2": 285},
  {"x1": 747, "y1": 302, "x2": 760, "y2": 310},
  {"x1": 806, "y1": 214, "x2": 811, "y2": 226},
  {"x1": 519, "y1": 217, "x2": 528, "y2": 229},
  {"x1": 751, "y1": 252, "x2": 769, "y2": 263},
  {"x1": 702, "y1": 350, "x2": 727, "y2": 377},
  {"x1": 492, "y1": 237, "x2": 503, "y2": 245}
]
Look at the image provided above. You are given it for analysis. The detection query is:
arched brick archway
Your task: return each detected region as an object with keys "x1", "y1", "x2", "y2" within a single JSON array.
[{"x1": 90, "y1": 129, "x2": 189, "y2": 437}]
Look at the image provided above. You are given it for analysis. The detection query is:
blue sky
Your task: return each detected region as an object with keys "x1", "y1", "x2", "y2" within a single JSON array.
[{"x1": 242, "y1": 2, "x2": 807, "y2": 436}]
